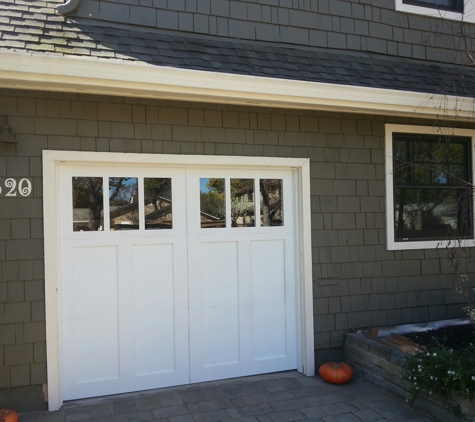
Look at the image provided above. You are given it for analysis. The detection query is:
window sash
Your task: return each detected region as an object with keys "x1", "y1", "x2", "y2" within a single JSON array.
[{"x1": 392, "y1": 133, "x2": 473, "y2": 242}]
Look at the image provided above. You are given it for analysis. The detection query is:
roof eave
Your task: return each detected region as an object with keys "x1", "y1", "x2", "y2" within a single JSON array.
[{"x1": 0, "y1": 50, "x2": 473, "y2": 121}]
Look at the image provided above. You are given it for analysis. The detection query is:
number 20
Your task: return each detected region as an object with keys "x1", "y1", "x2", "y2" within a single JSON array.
[{"x1": 0, "y1": 178, "x2": 32, "y2": 197}]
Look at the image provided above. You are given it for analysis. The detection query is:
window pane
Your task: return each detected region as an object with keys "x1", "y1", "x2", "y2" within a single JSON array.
[
  {"x1": 395, "y1": 188, "x2": 472, "y2": 241},
  {"x1": 394, "y1": 134, "x2": 471, "y2": 187},
  {"x1": 231, "y1": 179, "x2": 255, "y2": 227},
  {"x1": 412, "y1": 164, "x2": 431, "y2": 184},
  {"x1": 109, "y1": 177, "x2": 139, "y2": 230},
  {"x1": 200, "y1": 178, "x2": 226, "y2": 228},
  {"x1": 72, "y1": 177, "x2": 103, "y2": 231},
  {"x1": 449, "y1": 143, "x2": 464, "y2": 162},
  {"x1": 260, "y1": 179, "x2": 283, "y2": 227},
  {"x1": 413, "y1": 140, "x2": 430, "y2": 161},
  {"x1": 144, "y1": 178, "x2": 172, "y2": 230},
  {"x1": 403, "y1": 0, "x2": 463, "y2": 12}
]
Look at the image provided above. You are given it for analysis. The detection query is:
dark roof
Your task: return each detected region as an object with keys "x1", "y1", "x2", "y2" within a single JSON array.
[{"x1": 1, "y1": 0, "x2": 475, "y2": 98}]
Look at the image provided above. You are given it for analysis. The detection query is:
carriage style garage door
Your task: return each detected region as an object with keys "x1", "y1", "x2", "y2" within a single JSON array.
[{"x1": 56, "y1": 161, "x2": 299, "y2": 401}]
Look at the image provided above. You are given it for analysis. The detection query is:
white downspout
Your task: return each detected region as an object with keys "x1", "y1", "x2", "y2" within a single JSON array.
[{"x1": 56, "y1": 0, "x2": 81, "y2": 16}]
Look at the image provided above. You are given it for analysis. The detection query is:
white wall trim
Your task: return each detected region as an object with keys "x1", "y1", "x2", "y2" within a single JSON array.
[
  {"x1": 1, "y1": 50, "x2": 474, "y2": 120},
  {"x1": 385, "y1": 124, "x2": 475, "y2": 250},
  {"x1": 42, "y1": 150, "x2": 314, "y2": 411},
  {"x1": 43, "y1": 151, "x2": 62, "y2": 411}
]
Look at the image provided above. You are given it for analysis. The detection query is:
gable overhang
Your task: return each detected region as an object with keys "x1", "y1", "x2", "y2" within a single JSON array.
[{"x1": 0, "y1": 50, "x2": 473, "y2": 120}]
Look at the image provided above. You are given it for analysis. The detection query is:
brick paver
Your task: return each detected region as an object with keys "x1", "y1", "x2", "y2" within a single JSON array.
[{"x1": 19, "y1": 372, "x2": 433, "y2": 422}]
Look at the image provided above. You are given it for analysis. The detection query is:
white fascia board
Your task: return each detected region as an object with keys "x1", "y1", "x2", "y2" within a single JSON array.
[{"x1": 0, "y1": 50, "x2": 474, "y2": 120}]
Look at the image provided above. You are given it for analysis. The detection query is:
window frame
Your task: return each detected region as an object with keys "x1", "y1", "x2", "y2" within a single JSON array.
[
  {"x1": 385, "y1": 124, "x2": 475, "y2": 250},
  {"x1": 395, "y1": 0, "x2": 475, "y2": 23}
]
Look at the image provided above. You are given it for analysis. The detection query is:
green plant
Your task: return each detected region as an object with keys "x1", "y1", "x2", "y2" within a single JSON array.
[
  {"x1": 455, "y1": 274, "x2": 475, "y2": 328},
  {"x1": 402, "y1": 342, "x2": 475, "y2": 410}
]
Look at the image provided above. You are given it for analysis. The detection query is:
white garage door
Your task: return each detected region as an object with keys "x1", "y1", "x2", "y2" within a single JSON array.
[{"x1": 58, "y1": 163, "x2": 298, "y2": 401}]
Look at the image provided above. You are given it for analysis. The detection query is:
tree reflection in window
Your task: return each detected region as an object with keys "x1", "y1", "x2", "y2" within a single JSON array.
[
  {"x1": 200, "y1": 178, "x2": 226, "y2": 228},
  {"x1": 72, "y1": 177, "x2": 104, "y2": 231},
  {"x1": 260, "y1": 179, "x2": 283, "y2": 227},
  {"x1": 231, "y1": 179, "x2": 255, "y2": 227},
  {"x1": 144, "y1": 178, "x2": 172, "y2": 230},
  {"x1": 109, "y1": 177, "x2": 139, "y2": 230},
  {"x1": 393, "y1": 133, "x2": 472, "y2": 241}
]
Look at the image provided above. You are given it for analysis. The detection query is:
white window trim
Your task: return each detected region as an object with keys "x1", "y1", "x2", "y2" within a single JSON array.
[
  {"x1": 395, "y1": 0, "x2": 475, "y2": 22},
  {"x1": 385, "y1": 124, "x2": 475, "y2": 250},
  {"x1": 43, "y1": 150, "x2": 314, "y2": 411}
]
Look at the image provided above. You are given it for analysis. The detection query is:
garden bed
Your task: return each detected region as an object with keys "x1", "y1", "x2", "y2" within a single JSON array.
[{"x1": 344, "y1": 319, "x2": 475, "y2": 422}]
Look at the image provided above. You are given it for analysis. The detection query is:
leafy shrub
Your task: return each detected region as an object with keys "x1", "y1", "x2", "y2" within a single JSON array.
[{"x1": 402, "y1": 343, "x2": 475, "y2": 408}]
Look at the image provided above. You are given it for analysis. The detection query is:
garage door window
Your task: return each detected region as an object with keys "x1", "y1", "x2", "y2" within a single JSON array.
[
  {"x1": 199, "y1": 177, "x2": 284, "y2": 228},
  {"x1": 72, "y1": 177, "x2": 104, "y2": 232},
  {"x1": 144, "y1": 178, "x2": 172, "y2": 230},
  {"x1": 109, "y1": 177, "x2": 139, "y2": 230},
  {"x1": 260, "y1": 179, "x2": 283, "y2": 227},
  {"x1": 231, "y1": 179, "x2": 255, "y2": 227}
]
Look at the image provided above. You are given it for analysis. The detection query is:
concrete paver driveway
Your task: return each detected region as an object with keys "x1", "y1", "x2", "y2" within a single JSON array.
[{"x1": 19, "y1": 371, "x2": 432, "y2": 422}]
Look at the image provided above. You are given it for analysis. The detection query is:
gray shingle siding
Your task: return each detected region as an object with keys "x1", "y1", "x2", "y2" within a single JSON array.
[
  {"x1": 0, "y1": 89, "x2": 472, "y2": 395},
  {"x1": 73, "y1": 0, "x2": 475, "y2": 65},
  {"x1": 1, "y1": 0, "x2": 475, "y2": 411}
]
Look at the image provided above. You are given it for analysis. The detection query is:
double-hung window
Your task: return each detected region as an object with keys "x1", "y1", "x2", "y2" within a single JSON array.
[{"x1": 386, "y1": 125, "x2": 475, "y2": 250}]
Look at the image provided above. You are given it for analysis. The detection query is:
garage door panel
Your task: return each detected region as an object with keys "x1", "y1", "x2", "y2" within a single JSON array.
[
  {"x1": 202, "y1": 241, "x2": 238, "y2": 308},
  {"x1": 252, "y1": 302, "x2": 286, "y2": 360},
  {"x1": 203, "y1": 306, "x2": 240, "y2": 367},
  {"x1": 74, "y1": 246, "x2": 118, "y2": 319},
  {"x1": 135, "y1": 313, "x2": 176, "y2": 375},
  {"x1": 75, "y1": 317, "x2": 120, "y2": 383},
  {"x1": 133, "y1": 244, "x2": 175, "y2": 314},
  {"x1": 251, "y1": 239, "x2": 285, "y2": 304}
]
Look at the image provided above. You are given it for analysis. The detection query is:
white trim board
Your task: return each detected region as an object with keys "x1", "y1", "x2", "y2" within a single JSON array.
[
  {"x1": 42, "y1": 150, "x2": 315, "y2": 411},
  {"x1": 1, "y1": 50, "x2": 474, "y2": 120}
]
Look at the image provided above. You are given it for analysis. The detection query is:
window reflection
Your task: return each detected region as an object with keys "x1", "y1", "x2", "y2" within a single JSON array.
[
  {"x1": 109, "y1": 177, "x2": 139, "y2": 230},
  {"x1": 231, "y1": 179, "x2": 255, "y2": 227},
  {"x1": 260, "y1": 179, "x2": 283, "y2": 226},
  {"x1": 72, "y1": 177, "x2": 104, "y2": 231},
  {"x1": 144, "y1": 178, "x2": 172, "y2": 230},
  {"x1": 200, "y1": 178, "x2": 226, "y2": 228}
]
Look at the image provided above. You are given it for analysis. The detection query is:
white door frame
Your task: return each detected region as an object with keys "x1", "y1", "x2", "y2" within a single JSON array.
[{"x1": 43, "y1": 150, "x2": 314, "y2": 411}]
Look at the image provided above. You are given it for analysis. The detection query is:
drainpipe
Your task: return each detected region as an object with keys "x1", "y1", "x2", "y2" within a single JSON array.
[{"x1": 56, "y1": 0, "x2": 81, "y2": 16}]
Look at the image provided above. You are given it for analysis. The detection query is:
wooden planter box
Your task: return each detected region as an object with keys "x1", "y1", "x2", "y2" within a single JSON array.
[{"x1": 344, "y1": 332, "x2": 475, "y2": 422}]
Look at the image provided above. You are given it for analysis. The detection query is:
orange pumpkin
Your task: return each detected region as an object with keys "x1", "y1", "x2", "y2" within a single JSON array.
[
  {"x1": 318, "y1": 362, "x2": 354, "y2": 385},
  {"x1": 0, "y1": 409, "x2": 18, "y2": 422}
]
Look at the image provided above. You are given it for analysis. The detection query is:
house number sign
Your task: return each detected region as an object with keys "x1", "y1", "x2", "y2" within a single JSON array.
[{"x1": 0, "y1": 178, "x2": 33, "y2": 197}]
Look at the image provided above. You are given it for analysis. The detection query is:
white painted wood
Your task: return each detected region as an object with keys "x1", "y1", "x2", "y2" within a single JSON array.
[
  {"x1": 58, "y1": 164, "x2": 190, "y2": 401},
  {"x1": 385, "y1": 125, "x2": 475, "y2": 250},
  {"x1": 133, "y1": 244, "x2": 176, "y2": 375},
  {"x1": 43, "y1": 151, "x2": 313, "y2": 410},
  {"x1": 43, "y1": 151, "x2": 63, "y2": 411},
  {"x1": 296, "y1": 160, "x2": 315, "y2": 376},
  {"x1": 3, "y1": 51, "x2": 475, "y2": 120},
  {"x1": 187, "y1": 168, "x2": 298, "y2": 383}
]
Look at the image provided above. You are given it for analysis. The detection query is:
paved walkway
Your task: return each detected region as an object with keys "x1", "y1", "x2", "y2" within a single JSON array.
[{"x1": 19, "y1": 371, "x2": 432, "y2": 422}]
